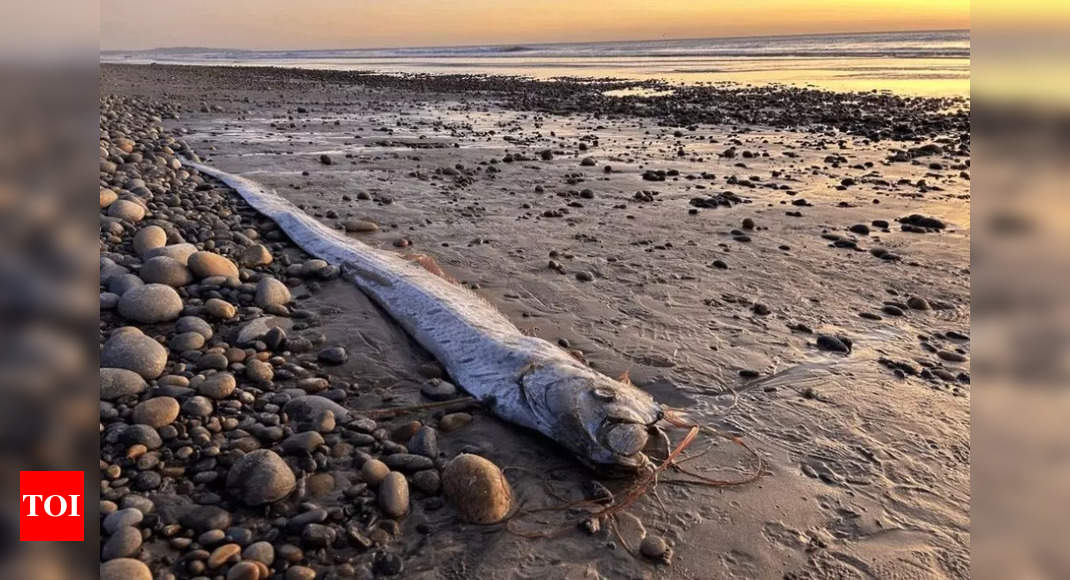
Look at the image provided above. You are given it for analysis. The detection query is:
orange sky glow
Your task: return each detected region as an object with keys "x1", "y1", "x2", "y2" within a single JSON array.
[{"x1": 101, "y1": 0, "x2": 970, "y2": 51}]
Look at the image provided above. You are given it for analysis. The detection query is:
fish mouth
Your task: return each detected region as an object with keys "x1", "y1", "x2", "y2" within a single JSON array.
[{"x1": 600, "y1": 421, "x2": 651, "y2": 462}]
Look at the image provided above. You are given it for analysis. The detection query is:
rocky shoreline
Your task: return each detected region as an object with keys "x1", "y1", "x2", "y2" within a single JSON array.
[
  {"x1": 100, "y1": 95, "x2": 516, "y2": 580},
  {"x1": 101, "y1": 63, "x2": 970, "y2": 580}
]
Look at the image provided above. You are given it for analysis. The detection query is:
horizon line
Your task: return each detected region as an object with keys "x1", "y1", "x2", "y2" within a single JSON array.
[{"x1": 101, "y1": 27, "x2": 970, "y2": 55}]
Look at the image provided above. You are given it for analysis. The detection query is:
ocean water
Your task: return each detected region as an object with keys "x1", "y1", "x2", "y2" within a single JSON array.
[{"x1": 102, "y1": 30, "x2": 970, "y2": 98}]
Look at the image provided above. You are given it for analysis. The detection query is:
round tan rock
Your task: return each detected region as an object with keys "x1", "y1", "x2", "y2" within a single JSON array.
[
  {"x1": 361, "y1": 458, "x2": 390, "y2": 486},
  {"x1": 343, "y1": 219, "x2": 379, "y2": 233},
  {"x1": 226, "y1": 560, "x2": 262, "y2": 580},
  {"x1": 255, "y1": 276, "x2": 291, "y2": 308},
  {"x1": 117, "y1": 283, "x2": 183, "y2": 323},
  {"x1": 145, "y1": 243, "x2": 198, "y2": 265},
  {"x1": 101, "y1": 558, "x2": 151, "y2": 580},
  {"x1": 442, "y1": 453, "x2": 512, "y2": 524},
  {"x1": 378, "y1": 471, "x2": 409, "y2": 518},
  {"x1": 132, "y1": 396, "x2": 180, "y2": 428},
  {"x1": 108, "y1": 199, "x2": 146, "y2": 223},
  {"x1": 100, "y1": 188, "x2": 118, "y2": 208},
  {"x1": 208, "y1": 543, "x2": 241, "y2": 568},
  {"x1": 133, "y1": 225, "x2": 167, "y2": 256},
  {"x1": 189, "y1": 251, "x2": 240, "y2": 280},
  {"x1": 197, "y1": 372, "x2": 236, "y2": 399},
  {"x1": 139, "y1": 256, "x2": 193, "y2": 287},
  {"x1": 241, "y1": 244, "x2": 273, "y2": 267},
  {"x1": 205, "y1": 298, "x2": 237, "y2": 319}
]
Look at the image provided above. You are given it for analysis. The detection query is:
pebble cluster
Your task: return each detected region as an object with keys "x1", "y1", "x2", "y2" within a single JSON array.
[{"x1": 99, "y1": 95, "x2": 511, "y2": 579}]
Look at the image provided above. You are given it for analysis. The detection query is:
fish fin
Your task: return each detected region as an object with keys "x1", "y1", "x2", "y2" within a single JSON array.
[
  {"x1": 618, "y1": 370, "x2": 632, "y2": 386},
  {"x1": 402, "y1": 253, "x2": 458, "y2": 284}
]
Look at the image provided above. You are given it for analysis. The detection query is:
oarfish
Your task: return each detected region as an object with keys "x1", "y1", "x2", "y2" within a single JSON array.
[{"x1": 186, "y1": 159, "x2": 663, "y2": 470}]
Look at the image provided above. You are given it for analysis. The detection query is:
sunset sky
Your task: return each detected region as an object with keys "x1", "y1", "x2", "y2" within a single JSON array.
[{"x1": 101, "y1": 0, "x2": 969, "y2": 51}]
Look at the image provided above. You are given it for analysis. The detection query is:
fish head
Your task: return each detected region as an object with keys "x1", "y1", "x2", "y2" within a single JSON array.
[{"x1": 522, "y1": 362, "x2": 663, "y2": 470}]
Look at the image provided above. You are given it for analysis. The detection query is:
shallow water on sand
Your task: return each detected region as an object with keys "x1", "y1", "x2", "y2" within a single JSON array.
[{"x1": 170, "y1": 81, "x2": 969, "y2": 578}]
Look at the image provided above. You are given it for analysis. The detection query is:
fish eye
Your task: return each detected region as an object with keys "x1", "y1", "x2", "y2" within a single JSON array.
[{"x1": 591, "y1": 387, "x2": 616, "y2": 401}]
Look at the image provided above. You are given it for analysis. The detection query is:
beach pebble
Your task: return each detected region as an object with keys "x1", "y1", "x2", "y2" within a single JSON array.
[
  {"x1": 420, "y1": 378, "x2": 457, "y2": 401},
  {"x1": 132, "y1": 225, "x2": 167, "y2": 256},
  {"x1": 438, "y1": 412, "x2": 472, "y2": 432},
  {"x1": 102, "y1": 508, "x2": 143, "y2": 534},
  {"x1": 102, "y1": 525, "x2": 142, "y2": 560},
  {"x1": 189, "y1": 251, "x2": 240, "y2": 280},
  {"x1": 99, "y1": 188, "x2": 118, "y2": 208},
  {"x1": 196, "y1": 372, "x2": 237, "y2": 399},
  {"x1": 907, "y1": 296, "x2": 931, "y2": 310},
  {"x1": 378, "y1": 471, "x2": 410, "y2": 518},
  {"x1": 145, "y1": 243, "x2": 198, "y2": 265},
  {"x1": 285, "y1": 566, "x2": 317, "y2": 580},
  {"x1": 255, "y1": 276, "x2": 291, "y2": 308},
  {"x1": 179, "y1": 505, "x2": 233, "y2": 532},
  {"x1": 442, "y1": 453, "x2": 512, "y2": 524},
  {"x1": 108, "y1": 199, "x2": 146, "y2": 223},
  {"x1": 205, "y1": 298, "x2": 238, "y2": 319},
  {"x1": 343, "y1": 219, "x2": 379, "y2": 233},
  {"x1": 640, "y1": 535, "x2": 671, "y2": 562},
  {"x1": 245, "y1": 358, "x2": 274, "y2": 384},
  {"x1": 101, "y1": 330, "x2": 168, "y2": 379},
  {"x1": 139, "y1": 256, "x2": 193, "y2": 287},
  {"x1": 317, "y1": 346, "x2": 348, "y2": 365},
  {"x1": 226, "y1": 561, "x2": 261, "y2": 580},
  {"x1": 100, "y1": 367, "x2": 148, "y2": 400},
  {"x1": 226, "y1": 449, "x2": 296, "y2": 505},
  {"x1": 132, "y1": 397, "x2": 180, "y2": 427},
  {"x1": 816, "y1": 335, "x2": 851, "y2": 353},
  {"x1": 170, "y1": 331, "x2": 206, "y2": 351},
  {"x1": 241, "y1": 244, "x2": 273, "y2": 267},
  {"x1": 242, "y1": 541, "x2": 275, "y2": 565},
  {"x1": 182, "y1": 395, "x2": 214, "y2": 417},
  {"x1": 176, "y1": 315, "x2": 214, "y2": 339},
  {"x1": 117, "y1": 283, "x2": 183, "y2": 323},
  {"x1": 361, "y1": 459, "x2": 390, "y2": 486},
  {"x1": 101, "y1": 558, "x2": 151, "y2": 580}
]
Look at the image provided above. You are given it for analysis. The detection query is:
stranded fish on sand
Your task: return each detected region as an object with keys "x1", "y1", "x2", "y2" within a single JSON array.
[{"x1": 186, "y1": 159, "x2": 664, "y2": 470}]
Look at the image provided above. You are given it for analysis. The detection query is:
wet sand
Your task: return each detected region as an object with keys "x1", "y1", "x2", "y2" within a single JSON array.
[{"x1": 102, "y1": 64, "x2": 970, "y2": 579}]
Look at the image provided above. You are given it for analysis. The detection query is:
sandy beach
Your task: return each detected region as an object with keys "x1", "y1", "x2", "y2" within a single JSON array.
[{"x1": 100, "y1": 63, "x2": 970, "y2": 579}]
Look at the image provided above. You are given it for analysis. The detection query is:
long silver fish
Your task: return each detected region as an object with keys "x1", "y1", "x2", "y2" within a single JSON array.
[{"x1": 187, "y1": 159, "x2": 663, "y2": 469}]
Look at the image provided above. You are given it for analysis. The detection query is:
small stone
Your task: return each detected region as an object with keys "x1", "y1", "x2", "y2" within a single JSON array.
[
  {"x1": 101, "y1": 330, "x2": 168, "y2": 379},
  {"x1": 320, "y1": 154, "x2": 333, "y2": 165},
  {"x1": 170, "y1": 331, "x2": 206, "y2": 351},
  {"x1": 255, "y1": 276, "x2": 291, "y2": 308},
  {"x1": 226, "y1": 450, "x2": 296, "y2": 505},
  {"x1": 101, "y1": 558, "x2": 151, "y2": 580},
  {"x1": 139, "y1": 256, "x2": 193, "y2": 287},
  {"x1": 108, "y1": 199, "x2": 146, "y2": 223},
  {"x1": 180, "y1": 505, "x2": 232, "y2": 532},
  {"x1": 102, "y1": 508, "x2": 143, "y2": 534},
  {"x1": 197, "y1": 372, "x2": 237, "y2": 399},
  {"x1": 176, "y1": 315, "x2": 214, "y2": 339},
  {"x1": 243, "y1": 541, "x2": 275, "y2": 565},
  {"x1": 441, "y1": 453, "x2": 512, "y2": 524},
  {"x1": 208, "y1": 543, "x2": 241, "y2": 568},
  {"x1": 281, "y1": 431, "x2": 325, "y2": 454},
  {"x1": 438, "y1": 412, "x2": 472, "y2": 433},
  {"x1": 226, "y1": 561, "x2": 261, "y2": 580},
  {"x1": 99, "y1": 188, "x2": 118, "y2": 208},
  {"x1": 378, "y1": 472, "x2": 410, "y2": 518},
  {"x1": 420, "y1": 378, "x2": 457, "y2": 401},
  {"x1": 189, "y1": 251, "x2": 240, "y2": 280},
  {"x1": 407, "y1": 426, "x2": 439, "y2": 458},
  {"x1": 938, "y1": 350, "x2": 967, "y2": 363},
  {"x1": 285, "y1": 566, "x2": 317, "y2": 580},
  {"x1": 102, "y1": 525, "x2": 142, "y2": 560},
  {"x1": 361, "y1": 459, "x2": 390, "y2": 486},
  {"x1": 205, "y1": 298, "x2": 237, "y2": 319},
  {"x1": 145, "y1": 243, "x2": 198, "y2": 265},
  {"x1": 412, "y1": 470, "x2": 441, "y2": 494},
  {"x1": 343, "y1": 219, "x2": 379, "y2": 233},
  {"x1": 575, "y1": 271, "x2": 595, "y2": 282},
  {"x1": 241, "y1": 244, "x2": 273, "y2": 268},
  {"x1": 907, "y1": 296, "x2": 931, "y2": 310},
  {"x1": 132, "y1": 397, "x2": 180, "y2": 428},
  {"x1": 100, "y1": 367, "x2": 148, "y2": 400},
  {"x1": 133, "y1": 225, "x2": 167, "y2": 256},
  {"x1": 640, "y1": 535, "x2": 671, "y2": 562},
  {"x1": 815, "y1": 335, "x2": 851, "y2": 354},
  {"x1": 118, "y1": 283, "x2": 183, "y2": 323},
  {"x1": 245, "y1": 358, "x2": 274, "y2": 384},
  {"x1": 182, "y1": 395, "x2": 214, "y2": 417},
  {"x1": 317, "y1": 346, "x2": 348, "y2": 365}
]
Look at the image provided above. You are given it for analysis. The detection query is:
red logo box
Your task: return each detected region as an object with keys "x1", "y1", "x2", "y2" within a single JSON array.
[{"x1": 19, "y1": 471, "x2": 85, "y2": 541}]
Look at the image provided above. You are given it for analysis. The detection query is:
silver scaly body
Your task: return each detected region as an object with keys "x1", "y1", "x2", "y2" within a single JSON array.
[{"x1": 187, "y1": 160, "x2": 662, "y2": 469}]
